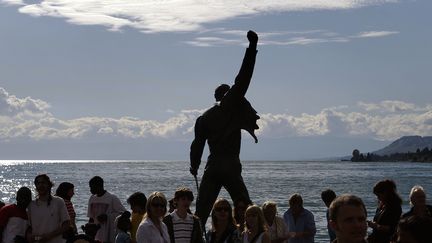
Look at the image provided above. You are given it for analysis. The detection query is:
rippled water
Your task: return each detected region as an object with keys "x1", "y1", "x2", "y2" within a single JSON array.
[{"x1": 1, "y1": 160, "x2": 431, "y2": 242}]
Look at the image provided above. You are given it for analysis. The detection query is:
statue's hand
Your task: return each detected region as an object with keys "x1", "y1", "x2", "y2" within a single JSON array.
[
  {"x1": 247, "y1": 30, "x2": 258, "y2": 44},
  {"x1": 190, "y1": 167, "x2": 198, "y2": 176}
]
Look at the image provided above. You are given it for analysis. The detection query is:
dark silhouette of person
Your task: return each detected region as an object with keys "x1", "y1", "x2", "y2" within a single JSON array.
[{"x1": 190, "y1": 30, "x2": 259, "y2": 227}]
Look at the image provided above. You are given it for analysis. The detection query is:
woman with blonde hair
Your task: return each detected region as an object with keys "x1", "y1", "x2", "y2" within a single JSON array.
[
  {"x1": 207, "y1": 198, "x2": 240, "y2": 243},
  {"x1": 242, "y1": 205, "x2": 270, "y2": 243},
  {"x1": 136, "y1": 191, "x2": 170, "y2": 243}
]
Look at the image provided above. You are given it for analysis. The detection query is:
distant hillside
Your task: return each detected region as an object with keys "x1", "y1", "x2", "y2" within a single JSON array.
[{"x1": 373, "y1": 136, "x2": 432, "y2": 156}]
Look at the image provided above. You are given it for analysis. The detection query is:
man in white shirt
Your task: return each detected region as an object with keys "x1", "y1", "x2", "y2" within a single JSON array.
[{"x1": 87, "y1": 176, "x2": 126, "y2": 243}]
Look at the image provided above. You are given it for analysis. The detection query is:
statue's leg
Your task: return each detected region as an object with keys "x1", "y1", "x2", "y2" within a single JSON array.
[{"x1": 195, "y1": 169, "x2": 222, "y2": 228}]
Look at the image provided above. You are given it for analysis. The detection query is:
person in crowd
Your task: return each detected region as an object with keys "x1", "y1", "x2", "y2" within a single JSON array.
[
  {"x1": 28, "y1": 174, "x2": 71, "y2": 243},
  {"x1": 168, "y1": 199, "x2": 176, "y2": 214},
  {"x1": 0, "y1": 187, "x2": 32, "y2": 243},
  {"x1": 163, "y1": 187, "x2": 203, "y2": 243},
  {"x1": 283, "y1": 193, "x2": 316, "y2": 243},
  {"x1": 234, "y1": 198, "x2": 251, "y2": 233},
  {"x1": 395, "y1": 215, "x2": 432, "y2": 243},
  {"x1": 127, "y1": 192, "x2": 147, "y2": 243},
  {"x1": 190, "y1": 30, "x2": 259, "y2": 227},
  {"x1": 115, "y1": 211, "x2": 132, "y2": 243},
  {"x1": 87, "y1": 176, "x2": 126, "y2": 243},
  {"x1": 207, "y1": 198, "x2": 241, "y2": 243},
  {"x1": 321, "y1": 189, "x2": 336, "y2": 243},
  {"x1": 367, "y1": 179, "x2": 402, "y2": 243},
  {"x1": 242, "y1": 205, "x2": 270, "y2": 243},
  {"x1": 262, "y1": 201, "x2": 289, "y2": 243},
  {"x1": 80, "y1": 223, "x2": 102, "y2": 243},
  {"x1": 328, "y1": 194, "x2": 367, "y2": 243},
  {"x1": 56, "y1": 182, "x2": 78, "y2": 235},
  {"x1": 402, "y1": 185, "x2": 432, "y2": 218},
  {"x1": 136, "y1": 191, "x2": 170, "y2": 243}
]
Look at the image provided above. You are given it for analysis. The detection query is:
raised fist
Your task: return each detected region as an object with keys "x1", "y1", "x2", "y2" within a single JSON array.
[{"x1": 247, "y1": 30, "x2": 258, "y2": 44}]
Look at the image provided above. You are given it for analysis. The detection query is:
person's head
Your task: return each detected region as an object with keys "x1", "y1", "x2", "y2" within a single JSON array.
[
  {"x1": 396, "y1": 216, "x2": 432, "y2": 243},
  {"x1": 145, "y1": 191, "x2": 167, "y2": 221},
  {"x1": 211, "y1": 198, "x2": 236, "y2": 230},
  {"x1": 321, "y1": 189, "x2": 337, "y2": 208},
  {"x1": 329, "y1": 194, "x2": 367, "y2": 243},
  {"x1": 244, "y1": 205, "x2": 267, "y2": 233},
  {"x1": 34, "y1": 174, "x2": 54, "y2": 197},
  {"x1": 127, "y1": 192, "x2": 147, "y2": 214},
  {"x1": 117, "y1": 211, "x2": 132, "y2": 232},
  {"x1": 214, "y1": 84, "x2": 230, "y2": 101},
  {"x1": 409, "y1": 185, "x2": 426, "y2": 208},
  {"x1": 373, "y1": 179, "x2": 402, "y2": 206},
  {"x1": 289, "y1": 193, "x2": 304, "y2": 216},
  {"x1": 234, "y1": 197, "x2": 251, "y2": 226},
  {"x1": 173, "y1": 187, "x2": 194, "y2": 212},
  {"x1": 89, "y1": 176, "x2": 104, "y2": 195},
  {"x1": 55, "y1": 182, "x2": 75, "y2": 200},
  {"x1": 168, "y1": 198, "x2": 176, "y2": 213},
  {"x1": 81, "y1": 223, "x2": 101, "y2": 239},
  {"x1": 262, "y1": 201, "x2": 277, "y2": 226},
  {"x1": 16, "y1": 186, "x2": 32, "y2": 209}
]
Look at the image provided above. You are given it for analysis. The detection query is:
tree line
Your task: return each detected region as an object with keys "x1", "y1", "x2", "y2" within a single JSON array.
[{"x1": 350, "y1": 147, "x2": 432, "y2": 162}]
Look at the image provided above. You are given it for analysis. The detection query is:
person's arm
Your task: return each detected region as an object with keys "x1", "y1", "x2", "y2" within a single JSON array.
[
  {"x1": 111, "y1": 195, "x2": 126, "y2": 219},
  {"x1": 221, "y1": 30, "x2": 258, "y2": 108},
  {"x1": 190, "y1": 116, "x2": 206, "y2": 176}
]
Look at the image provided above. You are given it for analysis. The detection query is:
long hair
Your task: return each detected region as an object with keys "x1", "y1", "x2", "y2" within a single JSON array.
[
  {"x1": 55, "y1": 182, "x2": 74, "y2": 200},
  {"x1": 244, "y1": 205, "x2": 267, "y2": 234},
  {"x1": 34, "y1": 174, "x2": 54, "y2": 206},
  {"x1": 373, "y1": 179, "x2": 402, "y2": 206},
  {"x1": 211, "y1": 198, "x2": 236, "y2": 231}
]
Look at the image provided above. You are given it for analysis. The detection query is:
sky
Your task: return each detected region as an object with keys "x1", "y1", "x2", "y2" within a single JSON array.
[{"x1": 1, "y1": 0, "x2": 431, "y2": 160}]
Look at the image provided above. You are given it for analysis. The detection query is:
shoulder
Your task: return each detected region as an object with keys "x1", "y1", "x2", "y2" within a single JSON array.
[
  {"x1": 304, "y1": 208, "x2": 314, "y2": 217},
  {"x1": 138, "y1": 218, "x2": 153, "y2": 230},
  {"x1": 52, "y1": 196, "x2": 65, "y2": 203},
  {"x1": 0, "y1": 204, "x2": 14, "y2": 212}
]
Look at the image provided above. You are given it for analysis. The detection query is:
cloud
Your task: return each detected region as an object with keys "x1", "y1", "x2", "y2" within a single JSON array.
[
  {"x1": 1, "y1": 87, "x2": 431, "y2": 143},
  {"x1": 186, "y1": 29, "x2": 398, "y2": 47},
  {"x1": 358, "y1": 100, "x2": 419, "y2": 112},
  {"x1": 2, "y1": 0, "x2": 398, "y2": 33},
  {"x1": 354, "y1": 31, "x2": 399, "y2": 38},
  {"x1": 0, "y1": 0, "x2": 24, "y2": 5}
]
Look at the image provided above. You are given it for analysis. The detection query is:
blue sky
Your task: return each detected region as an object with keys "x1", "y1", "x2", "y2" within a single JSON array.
[{"x1": 1, "y1": 0, "x2": 431, "y2": 160}]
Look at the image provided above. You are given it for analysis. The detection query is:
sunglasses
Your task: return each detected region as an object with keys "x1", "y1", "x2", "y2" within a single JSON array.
[
  {"x1": 214, "y1": 207, "x2": 230, "y2": 212},
  {"x1": 151, "y1": 203, "x2": 166, "y2": 208}
]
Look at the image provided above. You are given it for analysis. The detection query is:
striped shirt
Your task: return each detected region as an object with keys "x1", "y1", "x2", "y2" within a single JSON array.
[
  {"x1": 64, "y1": 199, "x2": 76, "y2": 219},
  {"x1": 171, "y1": 210, "x2": 194, "y2": 243}
]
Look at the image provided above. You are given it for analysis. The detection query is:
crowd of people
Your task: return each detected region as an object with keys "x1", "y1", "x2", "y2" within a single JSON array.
[{"x1": 1, "y1": 175, "x2": 432, "y2": 243}]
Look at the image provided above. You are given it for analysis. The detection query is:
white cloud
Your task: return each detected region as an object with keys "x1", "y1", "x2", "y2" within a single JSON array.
[
  {"x1": 354, "y1": 31, "x2": 399, "y2": 38},
  {"x1": 1, "y1": 0, "x2": 397, "y2": 33},
  {"x1": 358, "y1": 100, "x2": 418, "y2": 112},
  {"x1": 0, "y1": 0, "x2": 24, "y2": 5},
  {"x1": 186, "y1": 29, "x2": 398, "y2": 47},
  {"x1": 1, "y1": 87, "x2": 431, "y2": 143}
]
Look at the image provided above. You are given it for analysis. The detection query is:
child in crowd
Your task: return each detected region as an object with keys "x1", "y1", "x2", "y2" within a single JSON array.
[{"x1": 115, "y1": 211, "x2": 132, "y2": 243}]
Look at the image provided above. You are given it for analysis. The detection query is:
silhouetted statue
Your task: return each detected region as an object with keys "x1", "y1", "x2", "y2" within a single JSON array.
[{"x1": 190, "y1": 30, "x2": 259, "y2": 226}]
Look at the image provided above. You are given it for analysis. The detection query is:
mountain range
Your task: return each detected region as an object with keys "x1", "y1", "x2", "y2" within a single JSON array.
[{"x1": 372, "y1": 136, "x2": 432, "y2": 155}]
